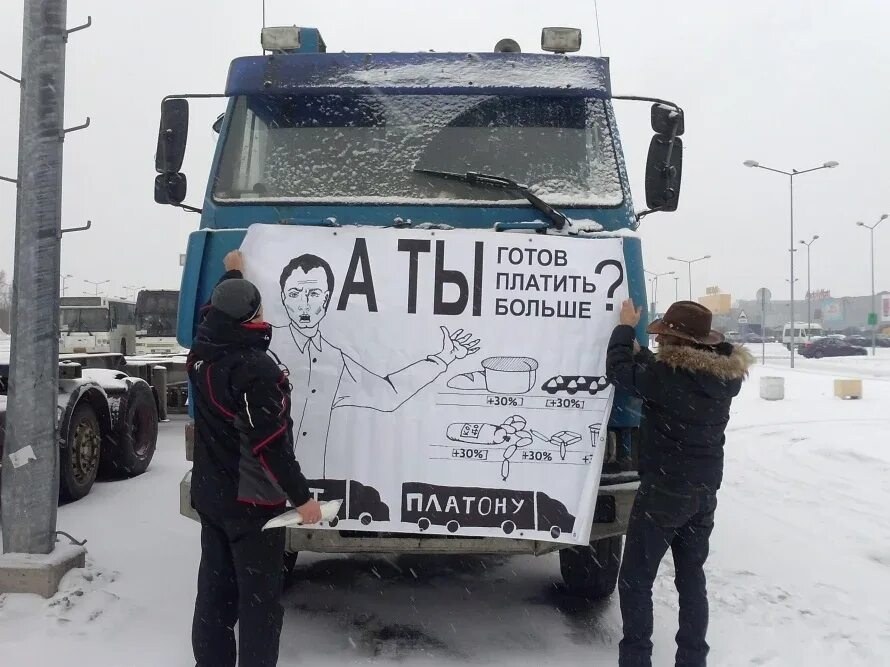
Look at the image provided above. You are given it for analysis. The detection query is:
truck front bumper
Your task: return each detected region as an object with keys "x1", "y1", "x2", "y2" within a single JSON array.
[{"x1": 179, "y1": 472, "x2": 638, "y2": 555}]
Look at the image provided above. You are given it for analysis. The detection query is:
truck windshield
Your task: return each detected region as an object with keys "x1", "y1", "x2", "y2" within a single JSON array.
[
  {"x1": 136, "y1": 292, "x2": 178, "y2": 337},
  {"x1": 214, "y1": 94, "x2": 622, "y2": 207},
  {"x1": 61, "y1": 308, "x2": 110, "y2": 333}
]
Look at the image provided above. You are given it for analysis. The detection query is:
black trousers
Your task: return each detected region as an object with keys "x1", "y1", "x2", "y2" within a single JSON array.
[
  {"x1": 618, "y1": 483, "x2": 718, "y2": 667},
  {"x1": 193, "y1": 510, "x2": 286, "y2": 667}
]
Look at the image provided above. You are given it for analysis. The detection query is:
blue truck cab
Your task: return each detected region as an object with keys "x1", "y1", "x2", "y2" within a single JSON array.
[{"x1": 157, "y1": 26, "x2": 683, "y2": 600}]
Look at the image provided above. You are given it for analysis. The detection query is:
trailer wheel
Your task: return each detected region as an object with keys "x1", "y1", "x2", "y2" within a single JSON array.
[
  {"x1": 60, "y1": 402, "x2": 102, "y2": 501},
  {"x1": 101, "y1": 381, "x2": 158, "y2": 477},
  {"x1": 559, "y1": 535, "x2": 623, "y2": 600}
]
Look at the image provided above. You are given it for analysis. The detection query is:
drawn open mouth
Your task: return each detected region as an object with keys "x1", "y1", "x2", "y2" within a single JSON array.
[{"x1": 299, "y1": 315, "x2": 311, "y2": 323}]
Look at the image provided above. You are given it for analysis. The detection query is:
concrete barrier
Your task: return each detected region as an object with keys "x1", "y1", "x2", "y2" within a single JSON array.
[
  {"x1": 760, "y1": 376, "x2": 785, "y2": 401},
  {"x1": 834, "y1": 379, "x2": 863, "y2": 400}
]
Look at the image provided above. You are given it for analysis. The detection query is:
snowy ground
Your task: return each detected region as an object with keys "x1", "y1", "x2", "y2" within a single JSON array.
[{"x1": 2, "y1": 353, "x2": 890, "y2": 665}]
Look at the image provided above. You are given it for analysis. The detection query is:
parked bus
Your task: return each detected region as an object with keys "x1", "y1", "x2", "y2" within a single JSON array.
[
  {"x1": 135, "y1": 289, "x2": 185, "y2": 355},
  {"x1": 59, "y1": 296, "x2": 136, "y2": 355}
]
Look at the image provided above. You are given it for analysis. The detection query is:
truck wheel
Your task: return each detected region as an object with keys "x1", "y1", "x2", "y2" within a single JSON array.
[
  {"x1": 101, "y1": 381, "x2": 158, "y2": 477},
  {"x1": 60, "y1": 403, "x2": 102, "y2": 501},
  {"x1": 559, "y1": 535, "x2": 623, "y2": 600},
  {"x1": 282, "y1": 551, "x2": 300, "y2": 591}
]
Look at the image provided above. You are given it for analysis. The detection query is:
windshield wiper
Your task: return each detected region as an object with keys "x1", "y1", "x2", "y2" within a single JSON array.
[{"x1": 413, "y1": 168, "x2": 570, "y2": 231}]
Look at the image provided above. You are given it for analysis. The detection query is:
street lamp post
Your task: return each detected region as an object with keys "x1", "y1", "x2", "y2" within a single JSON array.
[
  {"x1": 123, "y1": 284, "x2": 146, "y2": 300},
  {"x1": 645, "y1": 270, "x2": 676, "y2": 315},
  {"x1": 743, "y1": 159, "x2": 839, "y2": 368},
  {"x1": 799, "y1": 235, "x2": 820, "y2": 331},
  {"x1": 856, "y1": 214, "x2": 888, "y2": 356},
  {"x1": 667, "y1": 256, "x2": 710, "y2": 300},
  {"x1": 84, "y1": 279, "x2": 109, "y2": 296},
  {"x1": 61, "y1": 274, "x2": 73, "y2": 296},
  {"x1": 674, "y1": 276, "x2": 679, "y2": 301}
]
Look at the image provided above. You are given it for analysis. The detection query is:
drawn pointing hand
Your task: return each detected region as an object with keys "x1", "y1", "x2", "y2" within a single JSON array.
[{"x1": 435, "y1": 326, "x2": 481, "y2": 366}]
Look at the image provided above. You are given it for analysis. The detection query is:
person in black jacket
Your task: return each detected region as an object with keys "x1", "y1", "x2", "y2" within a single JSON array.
[
  {"x1": 607, "y1": 299, "x2": 752, "y2": 667},
  {"x1": 189, "y1": 250, "x2": 322, "y2": 667}
]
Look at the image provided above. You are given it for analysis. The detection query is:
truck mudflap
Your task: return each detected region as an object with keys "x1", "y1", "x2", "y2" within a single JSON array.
[{"x1": 178, "y1": 471, "x2": 637, "y2": 555}]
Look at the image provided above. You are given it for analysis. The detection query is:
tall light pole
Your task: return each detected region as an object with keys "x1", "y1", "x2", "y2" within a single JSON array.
[
  {"x1": 123, "y1": 284, "x2": 146, "y2": 300},
  {"x1": 645, "y1": 270, "x2": 675, "y2": 315},
  {"x1": 799, "y1": 235, "x2": 820, "y2": 330},
  {"x1": 856, "y1": 214, "x2": 888, "y2": 356},
  {"x1": 84, "y1": 279, "x2": 109, "y2": 296},
  {"x1": 674, "y1": 276, "x2": 679, "y2": 301},
  {"x1": 667, "y1": 256, "x2": 710, "y2": 300},
  {"x1": 743, "y1": 159, "x2": 839, "y2": 368},
  {"x1": 61, "y1": 274, "x2": 73, "y2": 296}
]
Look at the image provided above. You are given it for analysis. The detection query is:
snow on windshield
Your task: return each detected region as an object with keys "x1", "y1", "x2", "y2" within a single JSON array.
[{"x1": 214, "y1": 94, "x2": 623, "y2": 207}]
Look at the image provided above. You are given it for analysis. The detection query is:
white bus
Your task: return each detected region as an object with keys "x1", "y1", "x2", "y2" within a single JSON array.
[
  {"x1": 59, "y1": 296, "x2": 136, "y2": 355},
  {"x1": 781, "y1": 322, "x2": 824, "y2": 349},
  {"x1": 135, "y1": 290, "x2": 185, "y2": 355}
]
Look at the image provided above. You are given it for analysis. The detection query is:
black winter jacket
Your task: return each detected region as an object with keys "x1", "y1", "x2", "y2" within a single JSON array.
[
  {"x1": 188, "y1": 271, "x2": 311, "y2": 518},
  {"x1": 606, "y1": 325, "x2": 752, "y2": 491}
]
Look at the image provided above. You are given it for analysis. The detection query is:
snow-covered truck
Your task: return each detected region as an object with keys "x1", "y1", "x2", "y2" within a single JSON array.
[
  {"x1": 156, "y1": 26, "x2": 684, "y2": 601},
  {"x1": 0, "y1": 349, "x2": 159, "y2": 501}
]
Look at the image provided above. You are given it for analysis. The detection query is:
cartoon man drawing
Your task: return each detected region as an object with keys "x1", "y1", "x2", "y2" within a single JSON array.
[{"x1": 275, "y1": 254, "x2": 480, "y2": 476}]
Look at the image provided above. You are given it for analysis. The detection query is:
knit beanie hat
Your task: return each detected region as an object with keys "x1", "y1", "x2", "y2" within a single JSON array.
[{"x1": 211, "y1": 279, "x2": 262, "y2": 323}]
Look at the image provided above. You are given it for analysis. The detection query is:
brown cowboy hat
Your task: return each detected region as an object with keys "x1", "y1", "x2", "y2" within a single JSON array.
[{"x1": 647, "y1": 301, "x2": 725, "y2": 346}]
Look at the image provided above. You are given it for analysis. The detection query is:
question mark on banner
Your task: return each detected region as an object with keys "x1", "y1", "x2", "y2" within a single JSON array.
[{"x1": 594, "y1": 260, "x2": 624, "y2": 311}]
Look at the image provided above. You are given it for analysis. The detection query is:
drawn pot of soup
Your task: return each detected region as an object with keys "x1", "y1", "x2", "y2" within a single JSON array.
[{"x1": 481, "y1": 356, "x2": 539, "y2": 394}]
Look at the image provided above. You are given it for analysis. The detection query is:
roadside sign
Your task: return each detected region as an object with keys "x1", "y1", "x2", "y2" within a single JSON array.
[
  {"x1": 738, "y1": 310, "x2": 748, "y2": 324},
  {"x1": 867, "y1": 312, "x2": 878, "y2": 326},
  {"x1": 756, "y1": 287, "x2": 771, "y2": 305}
]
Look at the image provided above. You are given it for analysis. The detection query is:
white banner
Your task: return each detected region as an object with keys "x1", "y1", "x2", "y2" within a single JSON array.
[{"x1": 241, "y1": 226, "x2": 627, "y2": 545}]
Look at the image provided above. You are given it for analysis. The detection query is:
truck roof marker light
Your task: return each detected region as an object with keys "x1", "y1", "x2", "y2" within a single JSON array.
[
  {"x1": 541, "y1": 27, "x2": 582, "y2": 54},
  {"x1": 494, "y1": 38, "x2": 521, "y2": 53},
  {"x1": 261, "y1": 26, "x2": 301, "y2": 53}
]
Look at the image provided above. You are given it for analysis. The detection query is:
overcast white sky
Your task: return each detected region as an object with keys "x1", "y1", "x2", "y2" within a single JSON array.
[{"x1": 1, "y1": 0, "x2": 888, "y2": 305}]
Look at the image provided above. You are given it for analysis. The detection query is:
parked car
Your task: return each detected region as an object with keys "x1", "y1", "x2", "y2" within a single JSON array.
[
  {"x1": 744, "y1": 333, "x2": 765, "y2": 344},
  {"x1": 875, "y1": 334, "x2": 890, "y2": 348},
  {"x1": 799, "y1": 338, "x2": 868, "y2": 359},
  {"x1": 846, "y1": 336, "x2": 871, "y2": 348}
]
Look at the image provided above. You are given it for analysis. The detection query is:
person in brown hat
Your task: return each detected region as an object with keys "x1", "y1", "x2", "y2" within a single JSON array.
[{"x1": 607, "y1": 298, "x2": 753, "y2": 667}]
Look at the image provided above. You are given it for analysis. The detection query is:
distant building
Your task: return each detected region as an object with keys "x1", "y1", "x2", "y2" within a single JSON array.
[
  {"x1": 698, "y1": 286, "x2": 732, "y2": 315},
  {"x1": 728, "y1": 290, "x2": 890, "y2": 334}
]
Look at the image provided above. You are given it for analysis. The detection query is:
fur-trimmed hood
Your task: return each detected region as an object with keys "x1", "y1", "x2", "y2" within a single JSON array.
[{"x1": 657, "y1": 343, "x2": 754, "y2": 382}]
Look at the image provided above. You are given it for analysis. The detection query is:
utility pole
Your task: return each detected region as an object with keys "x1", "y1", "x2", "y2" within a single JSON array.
[
  {"x1": 667, "y1": 255, "x2": 710, "y2": 300},
  {"x1": 857, "y1": 215, "x2": 888, "y2": 356},
  {"x1": 799, "y1": 236, "x2": 819, "y2": 331},
  {"x1": 2, "y1": 0, "x2": 73, "y2": 556},
  {"x1": 743, "y1": 159, "x2": 838, "y2": 368},
  {"x1": 84, "y1": 279, "x2": 109, "y2": 296}
]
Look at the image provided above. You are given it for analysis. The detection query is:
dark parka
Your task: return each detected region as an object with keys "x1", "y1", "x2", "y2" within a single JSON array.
[
  {"x1": 188, "y1": 271, "x2": 311, "y2": 519},
  {"x1": 606, "y1": 325, "x2": 753, "y2": 491}
]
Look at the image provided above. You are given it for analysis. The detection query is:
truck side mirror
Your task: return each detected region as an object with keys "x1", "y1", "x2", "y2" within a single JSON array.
[
  {"x1": 651, "y1": 104, "x2": 684, "y2": 136},
  {"x1": 155, "y1": 98, "x2": 190, "y2": 174},
  {"x1": 645, "y1": 134, "x2": 683, "y2": 212},
  {"x1": 155, "y1": 172, "x2": 188, "y2": 206}
]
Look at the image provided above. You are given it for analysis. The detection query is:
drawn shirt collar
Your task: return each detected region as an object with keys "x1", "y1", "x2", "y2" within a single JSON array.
[{"x1": 290, "y1": 324, "x2": 323, "y2": 353}]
